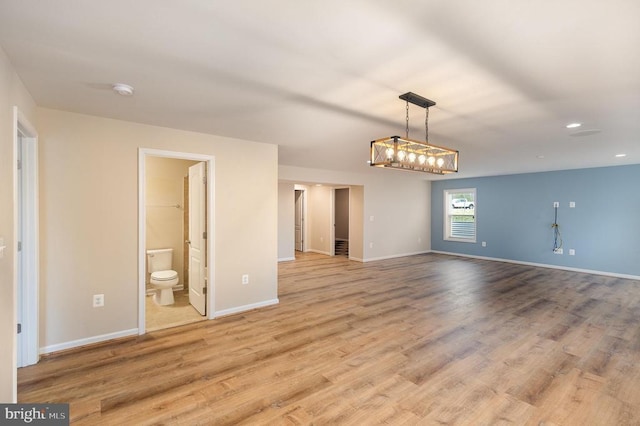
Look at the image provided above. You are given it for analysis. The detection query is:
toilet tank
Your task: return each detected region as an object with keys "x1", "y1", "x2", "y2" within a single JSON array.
[{"x1": 147, "y1": 248, "x2": 173, "y2": 272}]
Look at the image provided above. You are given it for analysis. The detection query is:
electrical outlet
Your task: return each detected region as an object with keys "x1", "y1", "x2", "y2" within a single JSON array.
[
  {"x1": 569, "y1": 249, "x2": 575, "y2": 256},
  {"x1": 554, "y1": 248, "x2": 563, "y2": 255},
  {"x1": 569, "y1": 201, "x2": 576, "y2": 208},
  {"x1": 553, "y1": 201, "x2": 559, "y2": 208},
  {"x1": 482, "y1": 241, "x2": 487, "y2": 247},
  {"x1": 369, "y1": 242, "x2": 374, "y2": 248},
  {"x1": 93, "y1": 294, "x2": 104, "y2": 307},
  {"x1": 242, "y1": 274, "x2": 249, "y2": 285}
]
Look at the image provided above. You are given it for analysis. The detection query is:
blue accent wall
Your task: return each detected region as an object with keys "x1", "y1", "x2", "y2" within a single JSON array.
[{"x1": 431, "y1": 165, "x2": 640, "y2": 276}]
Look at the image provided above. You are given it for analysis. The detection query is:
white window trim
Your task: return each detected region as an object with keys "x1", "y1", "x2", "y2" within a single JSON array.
[{"x1": 444, "y1": 188, "x2": 477, "y2": 243}]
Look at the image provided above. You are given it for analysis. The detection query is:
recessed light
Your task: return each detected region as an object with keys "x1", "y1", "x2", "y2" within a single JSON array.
[
  {"x1": 615, "y1": 153, "x2": 627, "y2": 158},
  {"x1": 112, "y1": 83, "x2": 134, "y2": 96},
  {"x1": 566, "y1": 123, "x2": 582, "y2": 129},
  {"x1": 536, "y1": 155, "x2": 545, "y2": 159}
]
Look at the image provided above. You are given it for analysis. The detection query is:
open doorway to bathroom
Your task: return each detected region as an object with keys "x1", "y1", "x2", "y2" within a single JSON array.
[{"x1": 138, "y1": 149, "x2": 214, "y2": 334}]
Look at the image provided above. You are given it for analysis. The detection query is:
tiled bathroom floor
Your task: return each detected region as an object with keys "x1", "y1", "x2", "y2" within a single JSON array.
[{"x1": 145, "y1": 290, "x2": 205, "y2": 331}]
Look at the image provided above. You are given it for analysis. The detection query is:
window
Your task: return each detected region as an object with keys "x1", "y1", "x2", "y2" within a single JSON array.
[{"x1": 444, "y1": 188, "x2": 476, "y2": 242}]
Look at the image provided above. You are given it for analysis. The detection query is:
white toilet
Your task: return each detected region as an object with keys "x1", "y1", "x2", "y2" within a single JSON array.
[{"x1": 146, "y1": 248, "x2": 179, "y2": 306}]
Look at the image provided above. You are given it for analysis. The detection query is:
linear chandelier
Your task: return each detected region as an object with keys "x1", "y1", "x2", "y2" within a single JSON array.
[{"x1": 370, "y1": 92, "x2": 458, "y2": 174}]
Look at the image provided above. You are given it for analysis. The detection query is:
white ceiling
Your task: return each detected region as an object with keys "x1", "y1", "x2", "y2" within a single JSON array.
[{"x1": 1, "y1": 0, "x2": 639, "y2": 179}]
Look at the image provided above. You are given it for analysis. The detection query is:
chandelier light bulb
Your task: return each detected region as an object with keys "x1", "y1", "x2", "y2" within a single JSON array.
[
  {"x1": 427, "y1": 156, "x2": 436, "y2": 166},
  {"x1": 418, "y1": 154, "x2": 426, "y2": 164},
  {"x1": 397, "y1": 150, "x2": 406, "y2": 161},
  {"x1": 386, "y1": 148, "x2": 394, "y2": 159},
  {"x1": 436, "y1": 158, "x2": 444, "y2": 168},
  {"x1": 408, "y1": 152, "x2": 416, "y2": 163}
]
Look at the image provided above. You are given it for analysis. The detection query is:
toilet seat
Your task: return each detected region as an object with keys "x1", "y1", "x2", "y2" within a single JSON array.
[
  {"x1": 150, "y1": 269, "x2": 178, "y2": 306},
  {"x1": 151, "y1": 270, "x2": 178, "y2": 281}
]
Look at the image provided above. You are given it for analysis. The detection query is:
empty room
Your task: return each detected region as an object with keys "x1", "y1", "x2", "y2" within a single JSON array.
[{"x1": 1, "y1": 1, "x2": 639, "y2": 424}]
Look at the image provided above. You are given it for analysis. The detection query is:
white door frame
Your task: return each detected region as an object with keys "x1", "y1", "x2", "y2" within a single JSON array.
[
  {"x1": 294, "y1": 185, "x2": 309, "y2": 253},
  {"x1": 138, "y1": 148, "x2": 215, "y2": 335},
  {"x1": 12, "y1": 107, "x2": 39, "y2": 380},
  {"x1": 294, "y1": 189, "x2": 305, "y2": 252}
]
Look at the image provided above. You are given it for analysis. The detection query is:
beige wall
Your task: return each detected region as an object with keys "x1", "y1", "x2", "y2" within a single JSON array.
[
  {"x1": 348, "y1": 186, "x2": 364, "y2": 261},
  {"x1": 277, "y1": 182, "x2": 295, "y2": 261},
  {"x1": 145, "y1": 156, "x2": 198, "y2": 284},
  {"x1": 307, "y1": 185, "x2": 333, "y2": 255},
  {"x1": 37, "y1": 108, "x2": 278, "y2": 350},
  {"x1": 279, "y1": 165, "x2": 431, "y2": 262},
  {"x1": 0, "y1": 47, "x2": 36, "y2": 402}
]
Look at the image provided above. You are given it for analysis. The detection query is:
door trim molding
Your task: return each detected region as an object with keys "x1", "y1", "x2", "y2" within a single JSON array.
[
  {"x1": 138, "y1": 148, "x2": 215, "y2": 335},
  {"x1": 12, "y1": 107, "x2": 39, "y2": 397},
  {"x1": 294, "y1": 189, "x2": 305, "y2": 253}
]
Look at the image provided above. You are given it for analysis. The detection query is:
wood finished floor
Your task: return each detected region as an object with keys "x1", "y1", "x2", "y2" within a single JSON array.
[{"x1": 18, "y1": 252, "x2": 640, "y2": 425}]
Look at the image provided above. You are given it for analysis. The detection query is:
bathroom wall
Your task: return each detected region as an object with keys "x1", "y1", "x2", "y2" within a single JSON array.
[{"x1": 145, "y1": 156, "x2": 198, "y2": 285}]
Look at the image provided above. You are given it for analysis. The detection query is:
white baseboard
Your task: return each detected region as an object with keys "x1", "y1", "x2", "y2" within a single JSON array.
[
  {"x1": 278, "y1": 257, "x2": 296, "y2": 262},
  {"x1": 40, "y1": 328, "x2": 139, "y2": 355},
  {"x1": 430, "y1": 250, "x2": 640, "y2": 280},
  {"x1": 308, "y1": 249, "x2": 332, "y2": 256},
  {"x1": 363, "y1": 250, "x2": 431, "y2": 263},
  {"x1": 213, "y1": 298, "x2": 280, "y2": 318},
  {"x1": 39, "y1": 298, "x2": 281, "y2": 355}
]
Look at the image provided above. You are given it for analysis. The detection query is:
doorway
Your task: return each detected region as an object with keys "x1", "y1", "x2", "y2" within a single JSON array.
[
  {"x1": 138, "y1": 149, "x2": 215, "y2": 335},
  {"x1": 14, "y1": 107, "x2": 39, "y2": 374}
]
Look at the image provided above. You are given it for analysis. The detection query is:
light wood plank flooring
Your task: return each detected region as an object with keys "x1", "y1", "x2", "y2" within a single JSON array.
[{"x1": 18, "y1": 252, "x2": 640, "y2": 425}]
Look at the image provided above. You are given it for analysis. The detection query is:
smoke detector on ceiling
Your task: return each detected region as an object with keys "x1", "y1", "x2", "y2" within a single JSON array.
[{"x1": 112, "y1": 83, "x2": 134, "y2": 96}]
